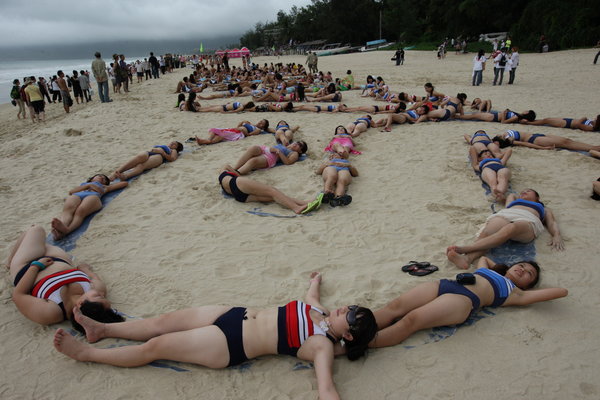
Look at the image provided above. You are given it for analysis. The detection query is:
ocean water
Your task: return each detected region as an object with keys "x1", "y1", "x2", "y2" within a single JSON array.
[{"x1": 0, "y1": 56, "x2": 145, "y2": 104}]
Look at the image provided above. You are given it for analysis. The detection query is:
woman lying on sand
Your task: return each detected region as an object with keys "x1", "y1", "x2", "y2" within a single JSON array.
[
  {"x1": 316, "y1": 152, "x2": 358, "y2": 207},
  {"x1": 54, "y1": 272, "x2": 377, "y2": 400},
  {"x1": 109, "y1": 142, "x2": 183, "y2": 181},
  {"x1": 51, "y1": 174, "x2": 128, "y2": 240},
  {"x1": 226, "y1": 142, "x2": 307, "y2": 175},
  {"x1": 293, "y1": 103, "x2": 348, "y2": 113},
  {"x1": 370, "y1": 256, "x2": 567, "y2": 347},
  {"x1": 425, "y1": 93, "x2": 467, "y2": 122},
  {"x1": 469, "y1": 97, "x2": 492, "y2": 112},
  {"x1": 471, "y1": 149, "x2": 513, "y2": 203},
  {"x1": 492, "y1": 130, "x2": 600, "y2": 152},
  {"x1": 378, "y1": 105, "x2": 430, "y2": 132},
  {"x1": 324, "y1": 126, "x2": 361, "y2": 157},
  {"x1": 306, "y1": 83, "x2": 342, "y2": 102},
  {"x1": 458, "y1": 109, "x2": 536, "y2": 124},
  {"x1": 7, "y1": 225, "x2": 123, "y2": 326},
  {"x1": 191, "y1": 101, "x2": 256, "y2": 113},
  {"x1": 344, "y1": 103, "x2": 405, "y2": 114},
  {"x1": 464, "y1": 130, "x2": 503, "y2": 158},
  {"x1": 195, "y1": 120, "x2": 270, "y2": 145},
  {"x1": 274, "y1": 120, "x2": 300, "y2": 145},
  {"x1": 347, "y1": 115, "x2": 380, "y2": 137},
  {"x1": 446, "y1": 189, "x2": 564, "y2": 269},
  {"x1": 218, "y1": 169, "x2": 321, "y2": 214},
  {"x1": 521, "y1": 115, "x2": 600, "y2": 132}
]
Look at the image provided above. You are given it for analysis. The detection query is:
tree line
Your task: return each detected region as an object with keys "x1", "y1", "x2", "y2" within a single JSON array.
[{"x1": 239, "y1": 0, "x2": 600, "y2": 51}]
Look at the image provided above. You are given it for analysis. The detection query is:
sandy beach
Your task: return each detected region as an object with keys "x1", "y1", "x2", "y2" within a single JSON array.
[{"x1": 1, "y1": 49, "x2": 599, "y2": 399}]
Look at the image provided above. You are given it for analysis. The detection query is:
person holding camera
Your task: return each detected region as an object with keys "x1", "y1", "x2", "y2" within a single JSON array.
[{"x1": 369, "y1": 256, "x2": 567, "y2": 348}]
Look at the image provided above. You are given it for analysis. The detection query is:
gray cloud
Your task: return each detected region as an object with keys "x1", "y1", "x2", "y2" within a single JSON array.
[{"x1": 0, "y1": 0, "x2": 312, "y2": 47}]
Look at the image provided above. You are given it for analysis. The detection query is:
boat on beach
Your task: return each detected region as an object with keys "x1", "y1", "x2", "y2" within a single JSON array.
[
  {"x1": 360, "y1": 39, "x2": 395, "y2": 52},
  {"x1": 314, "y1": 43, "x2": 352, "y2": 56}
]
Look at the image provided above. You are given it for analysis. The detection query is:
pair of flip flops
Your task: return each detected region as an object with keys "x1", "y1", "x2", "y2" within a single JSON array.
[
  {"x1": 401, "y1": 261, "x2": 439, "y2": 276},
  {"x1": 323, "y1": 192, "x2": 352, "y2": 207},
  {"x1": 301, "y1": 193, "x2": 324, "y2": 214}
]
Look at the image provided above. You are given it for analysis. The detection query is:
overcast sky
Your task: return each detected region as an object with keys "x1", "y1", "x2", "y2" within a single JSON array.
[{"x1": 0, "y1": 0, "x2": 313, "y2": 48}]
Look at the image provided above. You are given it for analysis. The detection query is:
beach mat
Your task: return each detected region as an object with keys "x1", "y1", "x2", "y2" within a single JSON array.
[{"x1": 487, "y1": 239, "x2": 537, "y2": 265}]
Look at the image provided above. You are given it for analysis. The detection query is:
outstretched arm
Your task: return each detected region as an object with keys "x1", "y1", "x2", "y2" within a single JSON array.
[
  {"x1": 505, "y1": 287, "x2": 568, "y2": 306},
  {"x1": 513, "y1": 140, "x2": 554, "y2": 150},
  {"x1": 500, "y1": 148, "x2": 513, "y2": 164},
  {"x1": 305, "y1": 272, "x2": 327, "y2": 312},
  {"x1": 77, "y1": 263, "x2": 107, "y2": 296},
  {"x1": 543, "y1": 208, "x2": 564, "y2": 250}
]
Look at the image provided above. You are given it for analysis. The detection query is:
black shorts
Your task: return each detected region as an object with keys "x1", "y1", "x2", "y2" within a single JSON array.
[
  {"x1": 31, "y1": 100, "x2": 45, "y2": 113},
  {"x1": 213, "y1": 307, "x2": 248, "y2": 367},
  {"x1": 219, "y1": 172, "x2": 249, "y2": 202},
  {"x1": 137, "y1": 72, "x2": 144, "y2": 77}
]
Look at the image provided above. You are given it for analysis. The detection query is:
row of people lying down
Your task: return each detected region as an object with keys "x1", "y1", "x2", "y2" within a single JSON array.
[
  {"x1": 8, "y1": 224, "x2": 567, "y2": 399},
  {"x1": 50, "y1": 141, "x2": 184, "y2": 240},
  {"x1": 467, "y1": 129, "x2": 600, "y2": 201}
]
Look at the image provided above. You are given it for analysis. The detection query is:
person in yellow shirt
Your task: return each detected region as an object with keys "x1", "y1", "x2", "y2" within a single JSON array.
[{"x1": 24, "y1": 77, "x2": 45, "y2": 123}]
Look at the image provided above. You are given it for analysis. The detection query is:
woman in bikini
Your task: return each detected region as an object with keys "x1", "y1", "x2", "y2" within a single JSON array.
[
  {"x1": 492, "y1": 130, "x2": 600, "y2": 152},
  {"x1": 522, "y1": 115, "x2": 600, "y2": 132},
  {"x1": 370, "y1": 256, "x2": 567, "y2": 348},
  {"x1": 293, "y1": 103, "x2": 348, "y2": 113},
  {"x1": 51, "y1": 174, "x2": 128, "y2": 240},
  {"x1": 347, "y1": 115, "x2": 379, "y2": 137},
  {"x1": 274, "y1": 120, "x2": 300, "y2": 145},
  {"x1": 446, "y1": 189, "x2": 564, "y2": 269},
  {"x1": 317, "y1": 152, "x2": 358, "y2": 207},
  {"x1": 226, "y1": 141, "x2": 308, "y2": 175},
  {"x1": 325, "y1": 126, "x2": 361, "y2": 157},
  {"x1": 471, "y1": 149, "x2": 513, "y2": 203},
  {"x1": 191, "y1": 101, "x2": 255, "y2": 113},
  {"x1": 423, "y1": 82, "x2": 445, "y2": 106},
  {"x1": 378, "y1": 105, "x2": 430, "y2": 132},
  {"x1": 53, "y1": 272, "x2": 377, "y2": 400},
  {"x1": 345, "y1": 103, "x2": 405, "y2": 114},
  {"x1": 470, "y1": 98, "x2": 492, "y2": 112},
  {"x1": 109, "y1": 142, "x2": 183, "y2": 181},
  {"x1": 464, "y1": 130, "x2": 503, "y2": 158},
  {"x1": 195, "y1": 119, "x2": 270, "y2": 145},
  {"x1": 7, "y1": 225, "x2": 123, "y2": 326},
  {"x1": 306, "y1": 83, "x2": 342, "y2": 102},
  {"x1": 425, "y1": 93, "x2": 467, "y2": 122}
]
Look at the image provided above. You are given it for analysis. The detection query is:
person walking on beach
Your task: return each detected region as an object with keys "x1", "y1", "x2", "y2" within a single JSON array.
[
  {"x1": 70, "y1": 71, "x2": 83, "y2": 104},
  {"x1": 92, "y1": 52, "x2": 111, "y2": 102},
  {"x1": 37, "y1": 77, "x2": 52, "y2": 103},
  {"x1": 472, "y1": 49, "x2": 486, "y2": 86},
  {"x1": 78, "y1": 70, "x2": 91, "y2": 102},
  {"x1": 24, "y1": 76, "x2": 45, "y2": 123},
  {"x1": 119, "y1": 55, "x2": 129, "y2": 92},
  {"x1": 56, "y1": 70, "x2": 72, "y2": 113},
  {"x1": 10, "y1": 79, "x2": 27, "y2": 120},
  {"x1": 493, "y1": 47, "x2": 508, "y2": 85},
  {"x1": 508, "y1": 47, "x2": 519, "y2": 84},
  {"x1": 149, "y1": 52, "x2": 159, "y2": 78}
]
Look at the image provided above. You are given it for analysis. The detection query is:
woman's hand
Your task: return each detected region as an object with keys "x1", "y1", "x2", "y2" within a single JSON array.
[
  {"x1": 88, "y1": 184, "x2": 106, "y2": 194},
  {"x1": 36, "y1": 257, "x2": 54, "y2": 269},
  {"x1": 549, "y1": 235, "x2": 564, "y2": 251},
  {"x1": 309, "y1": 272, "x2": 321, "y2": 285}
]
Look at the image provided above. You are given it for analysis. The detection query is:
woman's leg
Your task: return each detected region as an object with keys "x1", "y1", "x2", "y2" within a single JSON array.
[
  {"x1": 481, "y1": 169, "x2": 499, "y2": 195},
  {"x1": 111, "y1": 152, "x2": 151, "y2": 180},
  {"x1": 334, "y1": 170, "x2": 352, "y2": 196},
  {"x1": 119, "y1": 155, "x2": 163, "y2": 180},
  {"x1": 373, "y1": 291, "x2": 472, "y2": 348},
  {"x1": 233, "y1": 146, "x2": 266, "y2": 174},
  {"x1": 195, "y1": 133, "x2": 224, "y2": 145},
  {"x1": 237, "y1": 178, "x2": 308, "y2": 214},
  {"x1": 373, "y1": 281, "x2": 440, "y2": 329},
  {"x1": 495, "y1": 168, "x2": 511, "y2": 202},
  {"x1": 7, "y1": 225, "x2": 47, "y2": 278},
  {"x1": 54, "y1": 324, "x2": 230, "y2": 368},
  {"x1": 542, "y1": 136, "x2": 600, "y2": 152},
  {"x1": 54, "y1": 195, "x2": 83, "y2": 230},
  {"x1": 322, "y1": 167, "x2": 338, "y2": 194},
  {"x1": 52, "y1": 196, "x2": 103, "y2": 237}
]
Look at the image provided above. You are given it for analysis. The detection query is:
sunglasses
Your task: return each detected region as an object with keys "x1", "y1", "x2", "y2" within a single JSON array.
[{"x1": 346, "y1": 305, "x2": 359, "y2": 329}]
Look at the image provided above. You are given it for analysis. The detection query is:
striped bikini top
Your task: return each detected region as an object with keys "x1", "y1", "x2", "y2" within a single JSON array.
[
  {"x1": 31, "y1": 268, "x2": 91, "y2": 305},
  {"x1": 474, "y1": 268, "x2": 516, "y2": 307},
  {"x1": 277, "y1": 300, "x2": 329, "y2": 357}
]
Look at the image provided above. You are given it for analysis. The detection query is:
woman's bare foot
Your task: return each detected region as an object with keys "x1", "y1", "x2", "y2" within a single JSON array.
[
  {"x1": 73, "y1": 307, "x2": 106, "y2": 343},
  {"x1": 446, "y1": 246, "x2": 470, "y2": 269},
  {"x1": 381, "y1": 127, "x2": 392, "y2": 132},
  {"x1": 309, "y1": 272, "x2": 321, "y2": 284},
  {"x1": 195, "y1": 136, "x2": 209, "y2": 145},
  {"x1": 54, "y1": 328, "x2": 92, "y2": 361},
  {"x1": 51, "y1": 218, "x2": 68, "y2": 239}
]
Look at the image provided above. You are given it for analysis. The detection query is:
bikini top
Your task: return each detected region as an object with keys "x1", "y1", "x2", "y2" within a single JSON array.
[
  {"x1": 406, "y1": 110, "x2": 419, "y2": 119},
  {"x1": 327, "y1": 105, "x2": 337, "y2": 112},
  {"x1": 471, "y1": 132, "x2": 491, "y2": 144},
  {"x1": 584, "y1": 119, "x2": 594, "y2": 126},
  {"x1": 506, "y1": 130, "x2": 521, "y2": 141},
  {"x1": 505, "y1": 111, "x2": 517, "y2": 119},
  {"x1": 479, "y1": 158, "x2": 502, "y2": 169},
  {"x1": 507, "y1": 199, "x2": 545, "y2": 219},
  {"x1": 242, "y1": 123, "x2": 258, "y2": 133},
  {"x1": 446, "y1": 101, "x2": 460, "y2": 109},
  {"x1": 273, "y1": 144, "x2": 292, "y2": 157},
  {"x1": 153, "y1": 145, "x2": 172, "y2": 154},
  {"x1": 473, "y1": 268, "x2": 515, "y2": 307},
  {"x1": 32, "y1": 268, "x2": 92, "y2": 312},
  {"x1": 232, "y1": 102, "x2": 241, "y2": 110},
  {"x1": 276, "y1": 123, "x2": 289, "y2": 130},
  {"x1": 277, "y1": 300, "x2": 332, "y2": 357}
]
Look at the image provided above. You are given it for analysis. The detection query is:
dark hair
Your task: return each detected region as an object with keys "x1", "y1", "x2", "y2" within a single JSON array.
[
  {"x1": 490, "y1": 261, "x2": 541, "y2": 289},
  {"x1": 95, "y1": 52, "x2": 101, "y2": 58},
  {"x1": 457, "y1": 93, "x2": 467, "y2": 104},
  {"x1": 346, "y1": 70, "x2": 351, "y2": 74},
  {"x1": 13, "y1": 79, "x2": 19, "y2": 84},
  {"x1": 296, "y1": 83, "x2": 305, "y2": 101},
  {"x1": 284, "y1": 101, "x2": 295, "y2": 112},
  {"x1": 326, "y1": 83, "x2": 336, "y2": 94},
  {"x1": 421, "y1": 104, "x2": 431, "y2": 114},
  {"x1": 186, "y1": 92, "x2": 197, "y2": 112},
  {"x1": 71, "y1": 300, "x2": 125, "y2": 336},
  {"x1": 492, "y1": 135, "x2": 512, "y2": 148},
  {"x1": 243, "y1": 101, "x2": 255, "y2": 110},
  {"x1": 477, "y1": 49, "x2": 485, "y2": 58},
  {"x1": 424, "y1": 82, "x2": 434, "y2": 93},
  {"x1": 335, "y1": 125, "x2": 348, "y2": 135},
  {"x1": 87, "y1": 174, "x2": 110, "y2": 185},
  {"x1": 260, "y1": 119, "x2": 269, "y2": 129},
  {"x1": 394, "y1": 102, "x2": 407, "y2": 113},
  {"x1": 344, "y1": 306, "x2": 377, "y2": 361},
  {"x1": 296, "y1": 141, "x2": 308, "y2": 154},
  {"x1": 594, "y1": 115, "x2": 600, "y2": 131},
  {"x1": 528, "y1": 188, "x2": 541, "y2": 201},
  {"x1": 174, "y1": 141, "x2": 184, "y2": 153},
  {"x1": 517, "y1": 110, "x2": 536, "y2": 121},
  {"x1": 176, "y1": 93, "x2": 186, "y2": 108}
]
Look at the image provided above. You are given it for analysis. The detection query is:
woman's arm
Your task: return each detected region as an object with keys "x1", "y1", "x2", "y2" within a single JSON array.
[
  {"x1": 475, "y1": 256, "x2": 495, "y2": 269},
  {"x1": 512, "y1": 140, "x2": 554, "y2": 150},
  {"x1": 316, "y1": 162, "x2": 328, "y2": 175},
  {"x1": 500, "y1": 148, "x2": 512, "y2": 164},
  {"x1": 276, "y1": 150, "x2": 299, "y2": 165},
  {"x1": 104, "y1": 181, "x2": 128, "y2": 193},
  {"x1": 469, "y1": 147, "x2": 480, "y2": 171},
  {"x1": 349, "y1": 164, "x2": 359, "y2": 177},
  {"x1": 12, "y1": 258, "x2": 63, "y2": 324},
  {"x1": 77, "y1": 263, "x2": 107, "y2": 295},
  {"x1": 305, "y1": 272, "x2": 328, "y2": 312},
  {"x1": 505, "y1": 287, "x2": 568, "y2": 306},
  {"x1": 543, "y1": 209, "x2": 564, "y2": 250},
  {"x1": 68, "y1": 184, "x2": 92, "y2": 195}
]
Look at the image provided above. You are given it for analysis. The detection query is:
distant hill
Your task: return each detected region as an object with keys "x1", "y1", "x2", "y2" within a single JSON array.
[{"x1": 0, "y1": 36, "x2": 241, "y2": 61}]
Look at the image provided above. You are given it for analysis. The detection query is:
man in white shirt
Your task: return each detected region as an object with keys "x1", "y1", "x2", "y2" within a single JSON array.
[
  {"x1": 508, "y1": 47, "x2": 520, "y2": 84},
  {"x1": 493, "y1": 47, "x2": 508, "y2": 86}
]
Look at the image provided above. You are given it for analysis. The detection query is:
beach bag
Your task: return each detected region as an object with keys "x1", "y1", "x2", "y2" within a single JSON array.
[{"x1": 499, "y1": 54, "x2": 507, "y2": 67}]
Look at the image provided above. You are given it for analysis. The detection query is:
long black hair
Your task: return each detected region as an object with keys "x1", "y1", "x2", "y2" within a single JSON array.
[
  {"x1": 71, "y1": 300, "x2": 125, "y2": 336},
  {"x1": 344, "y1": 306, "x2": 378, "y2": 361},
  {"x1": 490, "y1": 261, "x2": 541, "y2": 289}
]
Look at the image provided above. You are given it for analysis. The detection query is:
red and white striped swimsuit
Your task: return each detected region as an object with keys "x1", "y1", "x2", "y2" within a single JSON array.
[
  {"x1": 31, "y1": 268, "x2": 91, "y2": 305},
  {"x1": 277, "y1": 300, "x2": 330, "y2": 356}
]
